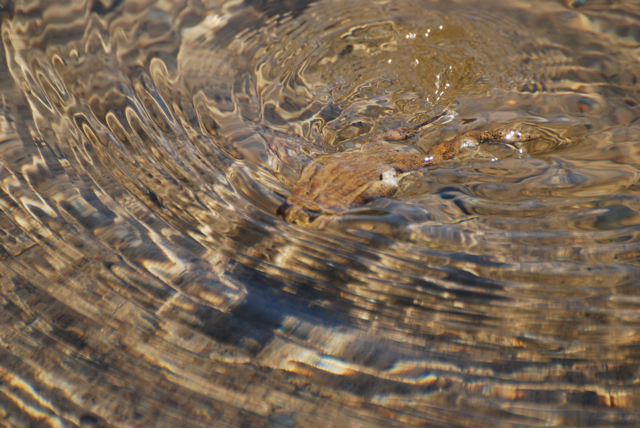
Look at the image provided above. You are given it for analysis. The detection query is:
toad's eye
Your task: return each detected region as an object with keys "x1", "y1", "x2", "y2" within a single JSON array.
[{"x1": 380, "y1": 169, "x2": 399, "y2": 187}]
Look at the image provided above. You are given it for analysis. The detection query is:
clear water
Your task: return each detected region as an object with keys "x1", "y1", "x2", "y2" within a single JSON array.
[{"x1": 1, "y1": 0, "x2": 640, "y2": 426}]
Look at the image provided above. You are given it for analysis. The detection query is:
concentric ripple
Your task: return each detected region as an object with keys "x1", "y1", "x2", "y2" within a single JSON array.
[{"x1": 1, "y1": 0, "x2": 640, "y2": 426}]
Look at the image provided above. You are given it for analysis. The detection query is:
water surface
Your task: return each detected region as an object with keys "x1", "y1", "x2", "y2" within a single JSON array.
[{"x1": 1, "y1": 0, "x2": 640, "y2": 426}]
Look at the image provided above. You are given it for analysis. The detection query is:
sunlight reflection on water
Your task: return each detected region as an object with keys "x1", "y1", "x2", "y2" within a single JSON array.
[{"x1": 1, "y1": 0, "x2": 640, "y2": 426}]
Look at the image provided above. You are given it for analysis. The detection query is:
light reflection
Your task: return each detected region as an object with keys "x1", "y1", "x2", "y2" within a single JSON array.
[{"x1": 2, "y1": 0, "x2": 640, "y2": 426}]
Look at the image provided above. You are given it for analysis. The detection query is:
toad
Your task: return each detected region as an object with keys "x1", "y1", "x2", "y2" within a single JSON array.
[{"x1": 277, "y1": 114, "x2": 539, "y2": 228}]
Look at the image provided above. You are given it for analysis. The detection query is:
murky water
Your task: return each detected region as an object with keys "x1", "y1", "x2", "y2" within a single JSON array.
[{"x1": 1, "y1": 0, "x2": 640, "y2": 426}]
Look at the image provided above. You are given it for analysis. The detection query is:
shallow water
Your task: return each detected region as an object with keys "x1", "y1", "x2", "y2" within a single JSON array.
[{"x1": 1, "y1": 0, "x2": 640, "y2": 426}]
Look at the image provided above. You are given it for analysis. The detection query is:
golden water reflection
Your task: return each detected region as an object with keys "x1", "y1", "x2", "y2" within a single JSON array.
[{"x1": 1, "y1": 0, "x2": 640, "y2": 426}]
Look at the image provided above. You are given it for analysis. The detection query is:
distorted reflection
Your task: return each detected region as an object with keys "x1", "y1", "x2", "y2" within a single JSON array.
[{"x1": 1, "y1": 0, "x2": 639, "y2": 426}]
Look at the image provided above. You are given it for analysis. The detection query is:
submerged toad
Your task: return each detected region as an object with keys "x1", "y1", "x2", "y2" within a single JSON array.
[{"x1": 277, "y1": 114, "x2": 539, "y2": 228}]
